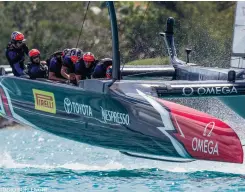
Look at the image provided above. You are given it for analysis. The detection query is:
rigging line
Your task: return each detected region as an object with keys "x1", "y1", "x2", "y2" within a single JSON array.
[
  {"x1": 38, "y1": 2, "x2": 91, "y2": 59},
  {"x1": 76, "y1": 1, "x2": 90, "y2": 48},
  {"x1": 121, "y1": 2, "x2": 151, "y2": 72}
]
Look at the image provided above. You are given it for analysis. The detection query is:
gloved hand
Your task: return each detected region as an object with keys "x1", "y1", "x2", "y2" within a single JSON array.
[{"x1": 40, "y1": 64, "x2": 48, "y2": 71}]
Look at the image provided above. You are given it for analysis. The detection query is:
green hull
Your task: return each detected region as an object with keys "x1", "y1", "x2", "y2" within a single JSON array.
[{"x1": 0, "y1": 76, "x2": 242, "y2": 164}]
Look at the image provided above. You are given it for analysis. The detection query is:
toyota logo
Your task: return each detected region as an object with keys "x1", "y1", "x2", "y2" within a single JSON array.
[{"x1": 64, "y1": 98, "x2": 72, "y2": 114}]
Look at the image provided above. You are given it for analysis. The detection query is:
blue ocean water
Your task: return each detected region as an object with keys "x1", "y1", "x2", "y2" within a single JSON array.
[{"x1": 0, "y1": 126, "x2": 245, "y2": 192}]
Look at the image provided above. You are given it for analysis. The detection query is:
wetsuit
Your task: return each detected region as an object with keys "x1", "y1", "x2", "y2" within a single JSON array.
[
  {"x1": 75, "y1": 59, "x2": 97, "y2": 80},
  {"x1": 92, "y1": 58, "x2": 112, "y2": 78},
  {"x1": 5, "y1": 43, "x2": 29, "y2": 76}
]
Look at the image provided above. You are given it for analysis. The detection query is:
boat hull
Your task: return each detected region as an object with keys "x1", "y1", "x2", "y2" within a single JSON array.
[{"x1": 0, "y1": 76, "x2": 243, "y2": 163}]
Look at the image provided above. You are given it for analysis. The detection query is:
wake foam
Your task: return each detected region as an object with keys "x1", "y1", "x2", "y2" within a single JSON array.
[
  {"x1": 0, "y1": 152, "x2": 125, "y2": 171},
  {"x1": 0, "y1": 152, "x2": 53, "y2": 169},
  {"x1": 2, "y1": 150, "x2": 245, "y2": 175}
]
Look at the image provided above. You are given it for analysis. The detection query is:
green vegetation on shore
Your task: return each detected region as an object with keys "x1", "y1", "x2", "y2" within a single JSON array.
[
  {"x1": 124, "y1": 57, "x2": 169, "y2": 66},
  {"x1": 0, "y1": 2, "x2": 235, "y2": 68}
]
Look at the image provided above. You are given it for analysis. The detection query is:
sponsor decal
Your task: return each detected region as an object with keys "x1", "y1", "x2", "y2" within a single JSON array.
[
  {"x1": 182, "y1": 86, "x2": 237, "y2": 96},
  {"x1": 191, "y1": 122, "x2": 219, "y2": 155},
  {"x1": 192, "y1": 138, "x2": 219, "y2": 155},
  {"x1": 64, "y1": 98, "x2": 93, "y2": 117},
  {"x1": 154, "y1": 97, "x2": 243, "y2": 163},
  {"x1": 33, "y1": 89, "x2": 56, "y2": 114},
  {"x1": 101, "y1": 107, "x2": 130, "y2": 126}
]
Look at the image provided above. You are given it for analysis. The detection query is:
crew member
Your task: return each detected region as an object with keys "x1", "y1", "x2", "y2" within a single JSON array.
[
  {"x1": 28, "y1": 49, "x2": 48, "y2": 79},
  {"x1": 105, "y1": 65, "x2": 112, "y2": 79},
  {"x1": 61, "y1": 48, "x2": 83, "y2": 84},
  {"x1": 62, "y1": 48, "x2": 71, "y2": 56},
  {"x1": 48, "y1": 49, "x2": 69, "y2": 82},
  {"x1": 92, "y1": 58, "x2": 112, "y2": 79},
  {"x1": 5, "y1": 31, "x2": 29, "y2": 76},
  {"x1": 75, "y1": 52, "x2": 97, "y2": 82}
]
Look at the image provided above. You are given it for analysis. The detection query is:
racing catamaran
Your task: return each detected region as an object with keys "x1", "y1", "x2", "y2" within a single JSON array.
[{"x1": 0, "y1": 2, "x2": 245, "y2": 164}]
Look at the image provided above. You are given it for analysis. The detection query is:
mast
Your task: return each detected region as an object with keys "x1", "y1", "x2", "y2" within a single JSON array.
[{"x1": 107, "y1": 1, "x2": 121, "y2": 83}]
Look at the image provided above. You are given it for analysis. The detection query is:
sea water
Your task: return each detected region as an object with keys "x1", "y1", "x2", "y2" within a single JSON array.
[{"x1": 0, "y1": 98, "x2": 245, "y2": 192}]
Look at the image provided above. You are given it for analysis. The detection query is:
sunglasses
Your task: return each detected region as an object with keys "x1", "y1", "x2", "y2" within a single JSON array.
[{"x1": 16, "y1": 41, "x2": 23, "y2": 44}]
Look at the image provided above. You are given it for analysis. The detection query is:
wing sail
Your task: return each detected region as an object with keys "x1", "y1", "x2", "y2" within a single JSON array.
[{"x1": 231, "y1": 2, "x2": 245, "y2": 68}]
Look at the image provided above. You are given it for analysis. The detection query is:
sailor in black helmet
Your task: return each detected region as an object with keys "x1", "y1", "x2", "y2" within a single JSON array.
[
  {"x1": 48, "y1": 49, "x2": 70, "y2": 82},
  {"x1": 5, "y1": 31, "x2": 29, "y2": 76},
  {"x1": 92, "y1": 58, "x2": 113, "y2": 79}
]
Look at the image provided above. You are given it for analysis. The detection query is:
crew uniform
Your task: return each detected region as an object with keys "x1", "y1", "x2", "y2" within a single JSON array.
[
  {"x1": 105, "y1": 65, "x2": 112, "y2": 79},
  {"x1": 92, "y1": 58, "x2": 112, "y2": 79},
  {"x1": 5, "y1": 31, "x2": 29, "y2": 77},
  {"x1": 75, "y1": 53, "x2": 97, "y2": 80},
  {"x1": 61, "y1": 48, "x2": 83, "y2": 85},
  {"x1": 62, "y1": 55, "x2": 76, "y2": 74},
  {"x1": 75, "y1": 60, "x2": 97, "y2": 80},
  {"x1": 28, "y1": 49, "x2": 48, "y2": 79},
  {"x1": 48, "y1": 49, "x2": 70, "y2": 81},
  {"x1": 49, "y1": 52, "x2": 64, "y2": 78}
]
